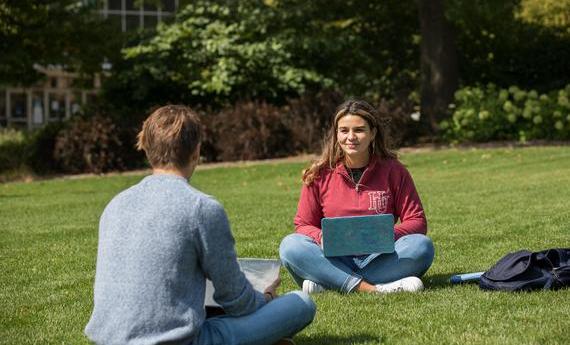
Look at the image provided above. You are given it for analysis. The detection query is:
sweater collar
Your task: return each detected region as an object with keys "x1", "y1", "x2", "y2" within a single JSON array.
[{"x1": 334, "y1": 155, "x2": 379, "y2": 176}]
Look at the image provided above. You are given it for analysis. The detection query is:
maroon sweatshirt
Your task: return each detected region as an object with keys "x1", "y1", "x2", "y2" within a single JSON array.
[{"x1": 294, "y1": 156, "x2": 427, "y2": 245}]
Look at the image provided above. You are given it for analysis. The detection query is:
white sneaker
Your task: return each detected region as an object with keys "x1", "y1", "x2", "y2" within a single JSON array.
[
  {"x1": 375, "y1": 276, "x2": 424, "y2": 294},
  {"x1": 302, "y1": 280, "x2": 326, "y2": 294}
]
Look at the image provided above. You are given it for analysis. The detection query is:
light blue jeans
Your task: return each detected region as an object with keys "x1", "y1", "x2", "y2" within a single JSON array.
[
  {"x1": 279, "y1": 233, "x2": 435, "y2": 293},
  {"x1": 193, "y1": 291, "x2": 316, "y2": 345}
]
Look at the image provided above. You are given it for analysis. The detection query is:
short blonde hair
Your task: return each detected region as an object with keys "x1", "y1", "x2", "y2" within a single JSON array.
[{"x1": 136, "y1": 105, "x2": 202, "y2": 169}]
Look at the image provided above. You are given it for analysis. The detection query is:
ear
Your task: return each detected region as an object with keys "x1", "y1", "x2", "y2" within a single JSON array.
[
  {"x1": 371, "y1": 127, "x2": 377, "y2": 140},
  {"x1": 192, "y1": 143, "x2": 201, "y2": 162}
]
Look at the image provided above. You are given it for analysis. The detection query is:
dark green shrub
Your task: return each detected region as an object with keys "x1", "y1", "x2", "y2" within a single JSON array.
[
  {"x1": 204, "y1": 101, "x2": 295, "y2": 162},
  {"x1": 375, "y1": 97, "x2": 423, "y2": 147},
  {"x1": 0, "y1": 130, "x2": 27, "y2": 173},
  {"x1": 282, "y1": 91, "x2": 344, "y2": 154},
  {"x1": 25, "y1": 122, "x2": 66, "y2": 174},
  {"x1": 199, "y1": 93, "x2": 422, "y2": 163},
  {"x1": 283, "y1": 92, "x2": 421, "y2": 152},
  {"x1": 53, "y1": 116, "x2": 125, "y2": 173},
  {"x1": 440, "y1": 84, "x2": 570, "y2": 142}
]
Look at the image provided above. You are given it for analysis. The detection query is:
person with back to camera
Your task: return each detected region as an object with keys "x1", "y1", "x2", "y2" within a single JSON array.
[
  {"x1": 84, "y1": 105, "x2": 316, "y2": 345},
  {"x1": 279, "y1": 99, "x2": 435, "y2": 294}
]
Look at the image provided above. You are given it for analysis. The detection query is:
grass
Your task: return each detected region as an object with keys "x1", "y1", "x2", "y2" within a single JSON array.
[{"x1": 1, "y1": 146, "x2": 569, "y2": 345}]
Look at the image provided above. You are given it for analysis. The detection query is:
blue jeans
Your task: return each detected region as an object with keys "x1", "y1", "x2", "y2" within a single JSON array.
[
  {"x1": 193, "y1": 291, "x2": 316, "y2": 345},
  {"x1": 279, "y1": 233, "x2": 435, "y2": 293}
]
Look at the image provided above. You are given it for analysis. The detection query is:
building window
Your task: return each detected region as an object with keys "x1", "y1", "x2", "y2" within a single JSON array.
[
  {"x1": 32, "y1": 92, "x2": 45, "y2": 125},
  {"x1": 48, "y1": 93, "x2": 66, "y2": 120},
  {"x1": 126, "y1": 0, "x2": 138, "y2": 11},
  {"x1": 108, "y1": 0, "x2": 121, "y2": 11},
  {"x1": 144, "y1": 2, "x2": 157, "y2": 11},
  {"x1": 144, "y1": 15, "x2": 158, "y2": 29},
  {"x1": 126, "y1": 14, "x2": 140, "y2": 31},
  {"x1": 10, "y1": 93, "x2": 27, "y2": 119},
  {"x1": 162, "y1": 0, "x2": 176, "y2": 12},
  {"x1": 101, "y1": 0, "x2": 180, "y2": 32}
]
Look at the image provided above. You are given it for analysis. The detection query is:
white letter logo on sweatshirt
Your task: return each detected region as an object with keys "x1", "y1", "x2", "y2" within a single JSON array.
[{"x1": 368, "y1": 191, "x2": 389, "y2": 213}]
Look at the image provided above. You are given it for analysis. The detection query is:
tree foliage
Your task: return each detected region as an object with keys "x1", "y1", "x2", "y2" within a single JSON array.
[
  {"x1": 102, "y1": 0, "x2": 569, "y2": 137},
  {"x1": 447, "y1": 0, "x2": 570, "y2": 91},
  {"x1": 517, "y1": 0, "x2": 570, "y2": 33},
  {"x1": 115, "y1": 0, "x2": 420, "y2": 108},
  {"x1": 121, "y1": 0, "x2": 331, "y2": 105},
  {"x1": 0, "y1": 0, "x2": 121, "y2": 86}
]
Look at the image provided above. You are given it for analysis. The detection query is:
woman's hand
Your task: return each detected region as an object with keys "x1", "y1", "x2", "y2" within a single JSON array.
[{"x1": 264, "y1": 276, "x2": 281, "y2": 302}]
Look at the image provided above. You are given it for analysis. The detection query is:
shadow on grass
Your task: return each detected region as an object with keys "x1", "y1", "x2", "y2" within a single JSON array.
[
  {"x1": 423, "y1": 272, "x2": 481, "y2": 291},
  {"x1": 296, "y1": 334, "x2": 384, "y2": 345}
]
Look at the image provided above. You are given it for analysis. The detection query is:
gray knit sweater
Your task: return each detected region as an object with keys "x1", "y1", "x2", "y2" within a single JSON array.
[{"x1": 85, "y1": 174, "x2": 266, "y2": 345}]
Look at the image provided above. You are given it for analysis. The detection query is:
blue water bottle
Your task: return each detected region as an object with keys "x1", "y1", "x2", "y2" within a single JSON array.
[{"x1": 450, "y1": 271, "x2": 485, "y2": 284}]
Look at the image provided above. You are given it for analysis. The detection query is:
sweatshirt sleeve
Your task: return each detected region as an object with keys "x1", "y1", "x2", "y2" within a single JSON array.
[
  {"x1": 294, "y1": 183, "x2": 324, "y2": 244},
  {"x1": 196, "y1": 199, "x2": 266, "y2": 316},
  {"x1": 393, "y1": 166, "x2": 427, "y2": 240}
]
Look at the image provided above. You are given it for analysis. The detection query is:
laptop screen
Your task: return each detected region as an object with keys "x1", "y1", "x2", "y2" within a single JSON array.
[{"x1": 321, "y1": 214, "x2": 395, "y2": 257}]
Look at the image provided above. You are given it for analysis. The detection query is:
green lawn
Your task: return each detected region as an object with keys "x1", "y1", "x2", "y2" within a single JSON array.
[{"x1": 1, "y1": 146, "x2": 569, "y2": 345}]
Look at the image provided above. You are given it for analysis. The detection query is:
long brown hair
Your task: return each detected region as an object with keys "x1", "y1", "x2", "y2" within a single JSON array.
[{"x1": 302, "y1": 99, "x2": 396, "y2": 185}]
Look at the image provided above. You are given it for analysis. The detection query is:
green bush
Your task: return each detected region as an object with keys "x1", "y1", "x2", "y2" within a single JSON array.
[
  {"x1": 0, "y1": 129, "x2": 28, "y2": 173},
  {"x1": 440, "y1": 84, "x2": 570, "y2": 142},
  {"x1": 0, "y1": 125, "x2": 68, "y2": 177}
]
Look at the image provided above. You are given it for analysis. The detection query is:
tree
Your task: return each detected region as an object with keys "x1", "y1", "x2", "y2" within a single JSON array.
[
  {"x1": 416, "y1": 0, "x2": 459, "y2": 133},
  {"x1": 114, "y1": 0, "x2": 421, "y2": 109},
  {"x1": 447, "y1": 0, "x2": 570, "y2": 91},
  {"x1": 0, "y1": 0, "x2": 121, "y2": 86},
  {"x1": 120, "y1": 0, "x2": 330, "y2": 106}
]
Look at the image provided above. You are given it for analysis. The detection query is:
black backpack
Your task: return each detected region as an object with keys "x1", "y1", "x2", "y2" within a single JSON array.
[{"x1": 479, "y1": 248, "x2": 570, "y2": 291}]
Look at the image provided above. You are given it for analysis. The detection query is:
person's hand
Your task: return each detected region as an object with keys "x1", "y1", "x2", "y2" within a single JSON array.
[{"x1": 263, "y1": 276, "x2": 281, "y2": 301}]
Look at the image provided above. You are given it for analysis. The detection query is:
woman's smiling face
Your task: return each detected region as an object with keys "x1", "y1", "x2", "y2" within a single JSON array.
[{"x1": 336, "y1": 115, "x2": 376, "y2": 161}]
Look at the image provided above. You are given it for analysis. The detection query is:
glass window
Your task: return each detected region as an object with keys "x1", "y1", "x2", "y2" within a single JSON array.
[
  {"x1": 48, "y1": 93, "x2": 66, "y2": 120},
  {"x1": 161, "y1": 14, "x2": 175, "y2": 25},
  {"x1": 108, "y1": 0, "x2": 122, "y2": 10},
  {"x1": 162, "y1": 0, "x2": 176, "y2": 12},
  {"x1": 144, "y1": 2, "x2": 157, "y2": 11},
  {"x1": 126, "y1": 0, "x2": 139, "y2": 11},
  {"x1": 144, "y1": 15, "x2": 158, "y2": 29},
  {"x1": 126, "y1": 14, "x2": 141, "y2": 31},
  {"x1": 10, "y1": 93, "x2": 27, "y2": 119},
  {"x1": 32, "y1": 93, "x2": 45, "y2": 125}
]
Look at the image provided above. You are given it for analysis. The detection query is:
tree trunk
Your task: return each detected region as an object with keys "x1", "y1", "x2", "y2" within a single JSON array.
[{"x1": 416, "y1": 0, "x2": 459, "y2": 134}]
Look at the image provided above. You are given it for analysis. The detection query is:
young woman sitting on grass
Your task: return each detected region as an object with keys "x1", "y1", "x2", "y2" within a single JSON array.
[
  {"x1": 280, "y1": 99, "x2": 435, "y2": 294},
  {"x1": 85, "y1": 105, "x2": 316, "y2": 345}
]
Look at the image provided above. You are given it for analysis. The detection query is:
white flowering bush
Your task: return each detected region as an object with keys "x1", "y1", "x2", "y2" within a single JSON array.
[{"x1": 440, "y1": 84, "x2": 570, "y2": 142}]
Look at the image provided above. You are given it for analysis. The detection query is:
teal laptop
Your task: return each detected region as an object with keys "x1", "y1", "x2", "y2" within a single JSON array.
[{"x1": 321, "y1": 214, "x2": 395, "y2": 257}]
